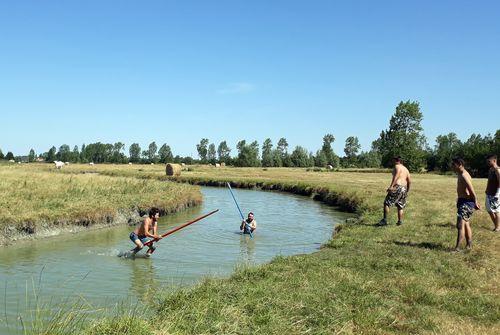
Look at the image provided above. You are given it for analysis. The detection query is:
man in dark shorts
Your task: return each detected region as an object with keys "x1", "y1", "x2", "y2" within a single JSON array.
[
  {"x1": 485, "y1": 154, "x2": 500, "y2": 231},
  {"x1": 130, "y1": 207, "x2": 162, "y2": 257},
  {"x1": 452, "y1": 158, "x2": 481, "y2": 251},
  {"x1": 378, "y1": 156, "x2": 411, "y2": 226}
]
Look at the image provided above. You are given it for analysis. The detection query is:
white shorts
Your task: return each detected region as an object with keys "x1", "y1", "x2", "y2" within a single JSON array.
[{"x1": 485, "y1": 193, "x2": 500, "y2": 214}]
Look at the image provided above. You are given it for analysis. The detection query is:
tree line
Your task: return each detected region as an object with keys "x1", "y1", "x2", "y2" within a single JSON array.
[{"x1": 1, "y1": 101, "x2": 498, "y2": 176}]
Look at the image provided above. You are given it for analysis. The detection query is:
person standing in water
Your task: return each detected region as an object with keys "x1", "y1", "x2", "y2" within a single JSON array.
[
  {"x1": 452, "y1": 158, "x2": 481, "y2": 251},
  {"x1": 129, "y1": 207, "x2": 162, "y2": 256},
  {"x1": 485, "y1": 154, "x2": 500, "y2": 232},
  {"x1": 378, "y1": 156, "x2": 411, "y2": 226},
  {"x1": 240, "y1": 212, "x2": 257, "y2": 234}
]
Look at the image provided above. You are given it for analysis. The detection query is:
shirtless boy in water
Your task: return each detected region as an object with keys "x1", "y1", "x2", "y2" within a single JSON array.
[
  {"x1": 240, "y1": 212, "x2": 257, "y2": 234},
  {"x1": 378, "y1": 156, "x2": 411, "y2": 226},
  {"x1": 452, "y1": 158, "x2": 481, "y2": 251},
  {"x1": 129, "y1": 207, "x2": 162, "y2": 256}
]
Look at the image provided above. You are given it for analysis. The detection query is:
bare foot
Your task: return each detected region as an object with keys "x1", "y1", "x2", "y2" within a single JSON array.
[{"x1": 451, "y1": 248, "x2": 461, "y2": 253}]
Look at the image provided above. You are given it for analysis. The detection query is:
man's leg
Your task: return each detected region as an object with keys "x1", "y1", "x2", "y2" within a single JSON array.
[
  {"x1": 397, "y1": 207, "x2": 404, "y2": 225},
  {"x1": 455, "y1": 218, "x2": 465, "y2": 251},
  {"x1": 384, "y1": 204, "x2": 389, "y2": 220},
  {"x1": 146, "y1": 243, "x2": 156, "y2": 255},
  {"x1": 378, "y1": 204, "x2": 389, "y2": 225},
  {"x1": 489, "y1": 212, "x2": 499, "y2": 231},
  {"x1": 464, "y1": 220, "x2": 472, "y2": 249},
  {"x1": 132, "y1": 239, "x2": 143, "y2": 254}
]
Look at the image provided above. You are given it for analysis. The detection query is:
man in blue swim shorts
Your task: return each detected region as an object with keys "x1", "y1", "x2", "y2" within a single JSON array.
[
  {"x1": 452, "y1": 158, "x2": 481, "y2": 251},
  {"x1": 130, "y1": 207, "x2": 162, "y2": 256}
]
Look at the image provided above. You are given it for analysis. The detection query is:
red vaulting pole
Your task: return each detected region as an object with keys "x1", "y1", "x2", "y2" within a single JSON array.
[{"x1": 143, "y1": 209, "x2": 219, "y2": 247}]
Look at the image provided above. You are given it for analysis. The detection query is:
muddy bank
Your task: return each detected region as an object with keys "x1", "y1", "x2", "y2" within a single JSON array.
[{"x1": 0, "y1": 199, "x2": 201, "y2": 247}]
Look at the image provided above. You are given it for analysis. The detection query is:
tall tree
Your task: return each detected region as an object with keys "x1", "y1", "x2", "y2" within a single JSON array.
[
  {"x1": 28, "y1": 149, "x2": 36, "y2": 162},
  {"x1": 374, "y1": 100, "x2": 427, "y2": 172},
  {"x1": 277, "y1": 138, "x2": 291, "y2": 167},
  {"x1": 321, "y1": 134, "x2": 339, "y2": 167},
  {"x1": 460, "y1": 133, "x2": 495, "y2": 177},
  {"x1": 80, "y1": 144, "x2": 87, "y2": 162},
  {"x1": 57, "y1": 144, "x2": 71, "y2": 162},
  {"x1": 261, "y1": 138, "x2": 274, "y2": 167},
  {"x1": 158, "y1": 144, "x2": 174, "y2": 163},
  {"x1": 208, "y1": 143, "x2": 217, "y2": 164},
  {"x1": 0, "y1": 148, "x2": 4, "y2": 159},
  {"x1": 344, "y1": 136, "x2": 361, "y2": 158},
  {"x1": 290, "y1": 146, "x2": 313, "y2": 167},
  {"x1": 235, "y1": 140, "x2": 260, "y2": 167},
  {"x1": 112, "y1": 142, "x2": 124, "y2": 163},
  {"x1": 314, "y1": 149, "x2": 327, "y2": 167},
  {"x1": 196, "y1": 138, "x2": 209, "y2": 163},
  {"x1": 147, "y1": 142, "x2": 158, "y2": 163},
  {"x1": 5, "y1": 152, "x2": 14, "y2": 160},
  {"x1": 217, "y1": 141, "x2": 231, "y2": 164},
  {"x1": 46, "y1": 146, "x2": 57, "y2": 162},
  {"x1": 272, "y1": 149, "x2": 283, "y2": 167},
  {"x1": 72, "y1": 145, "x2": 80, "y2": 163},
  {"x1": 433, "y1": 133, "x2": 462, "y2": 172},
  {"x1": 343, "y1": 136, "x2": 361, "y2": 167},
  {"x1": 129, "y1": 143, "x2": 141, "y2": 163}
]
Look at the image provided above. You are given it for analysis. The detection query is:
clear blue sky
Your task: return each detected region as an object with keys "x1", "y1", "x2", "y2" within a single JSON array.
[{"x1": 1, "y1": 0, "x2": 499, "y2": 157}]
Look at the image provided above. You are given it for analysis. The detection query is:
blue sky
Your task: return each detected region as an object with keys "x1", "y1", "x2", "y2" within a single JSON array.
[{"x1": 1, "y1": 0, "x2": 499, "y2": 157}]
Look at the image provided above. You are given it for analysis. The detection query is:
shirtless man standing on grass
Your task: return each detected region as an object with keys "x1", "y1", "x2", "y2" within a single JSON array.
[
  {"x1": 485, "y1": 154, "x2": 500, "y2": 231},
  {"x1": 451, "y1": 158, "x2": 481, "y2": 251},
  {"x1": 378, "y1": 156, "x2": 411, "y2": 226},
  {"x1": 129, "y1": 207, "x2": 162, "y2": 257}
]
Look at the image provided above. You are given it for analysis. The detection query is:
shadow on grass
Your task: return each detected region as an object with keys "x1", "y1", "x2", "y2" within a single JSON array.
[{"x1": 393, "y1": 240, "x2": 450, "y2": 251}]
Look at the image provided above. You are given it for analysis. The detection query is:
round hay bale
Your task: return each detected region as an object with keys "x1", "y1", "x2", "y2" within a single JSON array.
[{"x1": 166, "y1": 163, "x2": 182, "y2": 176}]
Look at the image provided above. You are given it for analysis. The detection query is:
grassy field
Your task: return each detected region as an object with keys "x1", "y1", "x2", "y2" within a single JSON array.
[
  {"x1": 4, "y1": 164, "x2": 499, "y2": 334},
  {"x1": 40, "y1": 164, "x2": 499, "y2": 335},
  {"x1": 0, "y1": 164, "x2": 201, "y2": 244}
]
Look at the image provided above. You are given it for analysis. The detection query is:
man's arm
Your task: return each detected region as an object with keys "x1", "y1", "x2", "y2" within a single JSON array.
[
  {"x1": 496, "y1": 168, "x2": 500, "y2": 189},
  {"x1": 406, "y1": 173, "x2": 411, "y2": 192},
  {"x1": 464, "y1": 174, "x2": 481, "y2": 209}
]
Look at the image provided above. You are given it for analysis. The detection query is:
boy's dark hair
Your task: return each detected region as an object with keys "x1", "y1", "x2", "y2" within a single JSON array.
[
  {"x1": 248, "y1": 212, "x2": 254, "y2": 216},
  {"x1": 486, "y1": 154, "x2": 497, "y2": 160},
  {"x1": 393, "y1": 156, "x2": 402, "y2": 163},
  {"x1": 452, "y1": 157, "x2": 465, "y2": 167},
  {"x1": 149, "y1": 207, "x2": 160, "y2": 218}
]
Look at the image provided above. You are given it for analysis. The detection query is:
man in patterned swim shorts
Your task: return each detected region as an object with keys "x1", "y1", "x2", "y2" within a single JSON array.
[
  {"x1": 452, "y1": 158, "x2": 481, "y2": 251},
  {"x1": 485, "y1": 154, "x2": 500, "y2": 232},
  {"x1": 378, "y1": 156, "x2": 411, "y2": 226}
]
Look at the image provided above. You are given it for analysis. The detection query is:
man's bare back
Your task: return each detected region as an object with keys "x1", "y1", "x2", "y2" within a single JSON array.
[
  {"x1": 389, "y1": 163, "x2": 411, "y2": 191},
  {"x1": 457, "y1": 170, "x2": 474, "y2": 199}
]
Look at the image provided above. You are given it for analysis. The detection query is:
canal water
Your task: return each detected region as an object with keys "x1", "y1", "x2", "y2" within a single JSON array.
[{"x1": 0, "y1": 186, "x2": 351, "y2": 334}]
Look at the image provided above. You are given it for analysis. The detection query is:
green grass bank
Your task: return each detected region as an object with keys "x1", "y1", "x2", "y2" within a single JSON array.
[{"x1": 0, "y1": 164, "x2": 201, "y2": 245}]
